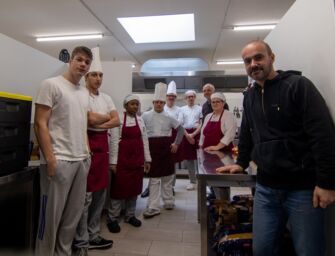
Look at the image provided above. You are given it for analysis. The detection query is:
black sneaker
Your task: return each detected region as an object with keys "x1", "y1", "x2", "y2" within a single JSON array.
[
  {"x1": 88, "y1": 236, "x2": 113, "y2": 250},
  {"x1": 141, "y1": 187, "x2": 149, "y2": 198},
  {"x1": 107, "y1": 220, "x2": 121, "y2": 233},
  {"x1": 125, "y1": 216, "x2": 142, "y2": 227}
]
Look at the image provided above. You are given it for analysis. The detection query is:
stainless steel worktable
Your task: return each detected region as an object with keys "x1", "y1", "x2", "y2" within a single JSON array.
[
  {"x1": 0, "y1": 166, "x2": 40, "y2": 253},
  {"x1": 196, "y1": 149, "x2": 256, "y2": 256}
]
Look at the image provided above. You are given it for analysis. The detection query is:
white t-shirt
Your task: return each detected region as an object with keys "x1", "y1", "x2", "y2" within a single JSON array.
[
  {"x1": 179, "y1": 104, "x2": 203, "y2": 129},
  {"x1": 164, "y1": 105, "x2": 182, "y2": 124},
  {"x1": 109, "y1": 113, "x2": 151, "y2": 165},
  {"x1": 199, "y1": 111, "x2": 237, "y2": 147},
  {"x1": 35, "y1": 75, "x2": 90, "y2": 163},
  {"x1": 88, "y1": 91, "x2": 116, "y2": 131},
  {"x1": 142, "y1": 110, "x2": 180, "y2": 138}
]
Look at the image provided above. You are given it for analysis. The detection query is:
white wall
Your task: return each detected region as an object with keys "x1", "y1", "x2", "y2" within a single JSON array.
[
  {"x1": 266, "y1": 0, "x2": 335, "y2": 119},
  {"x1": 100, "y1": 61, "x2": 133, "y2": 112},
  {"x1": 0, "y1": 33, "x2": 66, "y2": 97},
  {"x1": 265, "y1": 0, "x2": 335, "y2": 254},
  {"x1": 0, "y1": 33, "x2": 66, "y2": 121}
]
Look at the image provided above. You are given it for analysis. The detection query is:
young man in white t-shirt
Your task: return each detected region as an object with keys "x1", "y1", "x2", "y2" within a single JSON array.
[{"x1": 34, "y1": 46, "x2": 93, "y2": 256}]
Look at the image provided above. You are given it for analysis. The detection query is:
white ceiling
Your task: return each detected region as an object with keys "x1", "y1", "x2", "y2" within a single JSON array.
[{"x1": 0, "y1": 0, "x2": 295, "y2": 70}]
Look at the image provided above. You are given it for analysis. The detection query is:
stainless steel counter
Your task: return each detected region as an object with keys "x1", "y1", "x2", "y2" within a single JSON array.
[
  {"x1": 196, "y1": 149, "x2": 256, "y2": 256},
  {"x1": 0, "y1": 167, "x2": 38, "y2": 186},
  {"x1": 0, "y1": 167, "x2": 39, "y2": 253}
]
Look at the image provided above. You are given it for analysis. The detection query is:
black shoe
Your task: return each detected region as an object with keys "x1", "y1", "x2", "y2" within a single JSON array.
[
  {"x1": 141, "y1": 187, "x2": 150, "y2": 198},
  {"x1": 88, "y1": 236, "x2": 113, "y2": 250},
  {"x1": 125, "y1": 216, "x2": 142, "y2": 227},
  {"x1": 107, "y1": 220, "x2": 121, "y2": 233}
]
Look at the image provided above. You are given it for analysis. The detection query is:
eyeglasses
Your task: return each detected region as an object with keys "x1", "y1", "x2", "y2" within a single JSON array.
[{"x1": 211, "y1": 100, "x2": 222, "y2": 104}]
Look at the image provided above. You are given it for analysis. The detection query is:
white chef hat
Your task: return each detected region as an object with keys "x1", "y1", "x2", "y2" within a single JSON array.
[
  {"x1": 211, "y1": 92, "x2": 226, "y2": 102},
  {"x1": 167, "y1": 81, "x2": 177, "y2": 96},
  {"x1": 153, "y1": 82, "x2": 167, "y2": 101},
  {"x1": 185, "y1": 90, "x2": 196, "y2": 98},
  {"x1": 123, "y1": 94, "x2": 140, "y2": 106},
  {"x1": 88, "y1": 47, "x2": 103, "y2": 73}
]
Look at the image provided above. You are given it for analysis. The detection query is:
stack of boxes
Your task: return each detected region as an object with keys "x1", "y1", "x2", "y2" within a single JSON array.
[{"x1": 0, "y1": 92, "x2": 32, "y2": 175}]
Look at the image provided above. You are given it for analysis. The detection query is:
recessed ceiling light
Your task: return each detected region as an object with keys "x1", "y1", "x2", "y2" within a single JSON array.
[
  {"x1": 36, "y1": 34, "x2": 103, "y2": 42},
  {"x1": 117, "y1": 14, "x2": 195, "y2": 43},
  {"x1": 233, "y1": 24, "x2": 276, "y2": 31},
  {"x1": 216, "y1": 60, "x2": 244, "y2": 65}
]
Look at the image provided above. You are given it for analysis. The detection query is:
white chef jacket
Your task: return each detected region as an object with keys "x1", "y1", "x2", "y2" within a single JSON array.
[
  {"x1": 142, "y1": 110, "x2": 180, "y2": 138},
  {"x1": 109, "y1": 113, "x2": 151, "y2": 165},
  {"x1": 179, "y1": 104, "x2": 202, "y2": 129},
  {"x1": 164, "y1": 105, "x2": 182, "y2": 124},
  {"x1": 199, "y1": 111, "x2": 237, "y2": 147}
]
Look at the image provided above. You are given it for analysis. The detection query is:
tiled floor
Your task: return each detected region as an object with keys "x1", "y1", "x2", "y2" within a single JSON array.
[{"x1": 89, "y1": 178, "x2": 201, "y2": 256}]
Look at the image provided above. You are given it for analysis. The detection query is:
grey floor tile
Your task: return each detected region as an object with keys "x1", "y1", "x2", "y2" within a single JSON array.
[
  {"x1": 126, "y1": 227, "x2": 183, "y2": 242},
  {"x1": 99, "y1": 178, "x2": 200, "y2": 256},
  {"x1": 148, "y1": 241, "x2": 200, "y2": 256},
  {"x1": 182, "y1": 230, "x2": 201, "y2": 243}
]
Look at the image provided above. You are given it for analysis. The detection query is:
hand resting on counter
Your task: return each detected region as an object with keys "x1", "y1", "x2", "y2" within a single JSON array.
[{"x1": 216, "y1": 164, "x2": 244, "y2": 174}]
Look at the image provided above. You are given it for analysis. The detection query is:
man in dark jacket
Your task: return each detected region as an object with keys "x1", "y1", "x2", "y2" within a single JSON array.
[
  {"x1": 201, "y1": 83, "x2": 215, "y2": 118},
  {"x1": 217, "y1": 40, "x2": 335, "y2": 256}
]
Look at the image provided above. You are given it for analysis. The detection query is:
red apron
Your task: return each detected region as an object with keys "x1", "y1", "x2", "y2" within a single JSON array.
[
  {"x1": 87, "y1": 130, "x2": 109, "y2": 192},
  {"x1": 180, "y1": 128, "x2": 200, "y2": 160},
  {"x1": 148, "y1": 136, "x2": 174, "y2": 178},
  {"x1": 202, "y1": 111, "x2": 234, "y2": 152},
  {"x1": 110, "y1": 114, "x2": 145, "y2": 199},
  {"x1": 171, "y1": 128, "x2": 182, "y2": 163}
]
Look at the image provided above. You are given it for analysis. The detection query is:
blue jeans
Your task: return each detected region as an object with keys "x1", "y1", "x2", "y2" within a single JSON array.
[{"x1": 253, "y1": 183, "x2": 325, "y2": 256}]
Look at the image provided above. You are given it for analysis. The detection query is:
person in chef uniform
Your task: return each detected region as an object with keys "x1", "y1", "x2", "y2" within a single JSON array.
[
  {"x1": 199, "y1": 92, "x2": 237, "y2": 152},
  {"x1": 179, "y1": 90, "x2": 203, "y2": 190},
  {"x1": 164, "y1": 81, "x2": 183, "y2": 192},
  {"x1": 141, "y1": 82, "x2": 184, "y2": 218},
  {"x1": 73, "y1": 47, "x2": 119, "y2": 255},
  {"x1": 106, "y1": 94, "x2": 151, "y2": 233}
]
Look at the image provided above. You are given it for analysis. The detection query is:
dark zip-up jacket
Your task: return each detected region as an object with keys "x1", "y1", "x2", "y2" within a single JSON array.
[{"x1": 236, "y1": 70, "x2": 335, "y2": 189}]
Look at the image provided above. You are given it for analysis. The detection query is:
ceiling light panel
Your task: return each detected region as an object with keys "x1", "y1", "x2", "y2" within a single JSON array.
[
  {"x1": 233, "y1": 24, "x2": 276, "y2": 31},
  {"x1": 216, "y1": 60, "x2": 244, "y2": 65},
  {"x1": 36, "y1": 34, "x2": 103, "y2": 42},
  {"x1": 118, "y1": 14, "x2": 195, "y2": 43}
]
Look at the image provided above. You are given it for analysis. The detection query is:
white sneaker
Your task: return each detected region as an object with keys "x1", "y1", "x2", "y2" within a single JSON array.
[
  {"x1": 186, "y1": 183, "x2": 196, "y2": 190},
  {"x1": 143, "y1": 208, "x2": 160, "y2": 218}
]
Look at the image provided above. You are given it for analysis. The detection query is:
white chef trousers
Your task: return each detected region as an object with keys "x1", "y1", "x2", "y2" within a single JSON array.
[
  {"x1": 186, "y1": 160, "x2": 197, "y2": 184},
  {"x1": 147, "y1": 174, "x2": 174, "y2": 211}
]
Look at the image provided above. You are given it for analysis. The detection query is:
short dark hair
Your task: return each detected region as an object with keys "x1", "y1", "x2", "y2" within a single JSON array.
[
  {"x1": 246, "y1": 40, "x2": 273, "y2": 55},
  {"x1": 71, "y1": 46, "x2": 93, "y2": 60}
]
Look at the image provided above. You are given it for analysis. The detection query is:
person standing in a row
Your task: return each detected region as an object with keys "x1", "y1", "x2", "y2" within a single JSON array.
[
  {"x1": 218, "y1": 40, "x2": 335, "y2": 256},
  {"x1": 179, "y1": 90, "x2": 202, "y2": 190},
  {"x1": 107, "y1": 94, "x2": 151, "y2": 232},
  {"x1": 34, "y1": 46, "x2": 93, "y2": 256},
  {"x1": 142, "y1": 83, "x2": 184, "y2": 218},
  {"x1": 73, "y1": 47, "x2": 119, "y2": 255},
  {"x1": 164, "y1": 81, "x2": 183, "y2": 193},
  {"x1": 199, "y1": 92, "x2": 236, "y2": 152},
  {"x1": 201, "y1": 83, "x2": 215, "y2": 118}
]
